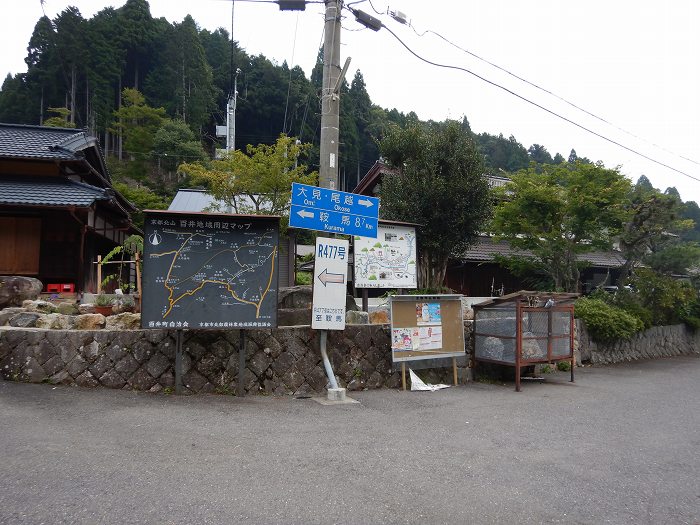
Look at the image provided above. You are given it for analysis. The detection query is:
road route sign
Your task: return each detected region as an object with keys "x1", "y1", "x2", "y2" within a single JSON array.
[
  {"x1": 354, "y1": 223, "x2": 418, "y2": 289},
  {"x1": 312, "y1": 237, "x2": 349, "y2": 330},
  {"x1": 141, "y1": 210, "x2": 280, "y2": 330},
  {"x1": 289, "y1": 182, "x2": 379, "y2": 238}
]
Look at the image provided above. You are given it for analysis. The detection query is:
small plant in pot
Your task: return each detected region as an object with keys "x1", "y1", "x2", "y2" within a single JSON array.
[{"x1": 94, "y1": 294, "x2": 115, "y2": 316}]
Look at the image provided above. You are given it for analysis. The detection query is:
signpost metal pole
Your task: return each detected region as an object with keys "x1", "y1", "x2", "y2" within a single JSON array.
[
  {"x1": 175, "y1": 329, "x2": 183, "y2": 395},
  {"x1": 238, "y1": 330, "x2": 246, "y2": 397}
]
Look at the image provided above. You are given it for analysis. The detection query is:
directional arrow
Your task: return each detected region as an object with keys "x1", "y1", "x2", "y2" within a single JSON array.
[
  {"x1": 358, "y1": 199, "x2": 374, "y2": 208},
  {"x1": 317, "y1": 268, "x2": 345, "y2": 286},
  {"x1": 297, "y1": 209, "x2": 314, "y2": 219}
]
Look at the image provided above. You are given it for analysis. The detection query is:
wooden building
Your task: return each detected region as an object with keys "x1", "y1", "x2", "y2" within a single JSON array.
[{"x1": 0, "y1": 123, "x2": 137, "y2": 294}]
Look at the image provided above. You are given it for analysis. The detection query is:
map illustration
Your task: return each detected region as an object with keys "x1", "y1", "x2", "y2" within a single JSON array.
[
  {"x1": 141, "y1": 212, "x2": 279, "y2": 329},
  {"x1": 354, "y1": 224, "x2": 417, "y2": 289}
]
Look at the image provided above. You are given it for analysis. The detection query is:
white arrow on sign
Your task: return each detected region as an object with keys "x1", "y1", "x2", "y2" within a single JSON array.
[
  {"x1": 297, "y1": 209, "x2": 314, "y2": 219},
  {"x1": 317, "y1": 268, "x2": 345, "y2": 286},
  {"x1": 358, "y1": 199, "x2": 374, "y2": 208}
]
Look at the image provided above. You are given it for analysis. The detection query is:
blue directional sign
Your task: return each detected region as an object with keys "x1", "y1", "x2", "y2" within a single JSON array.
[{"x1": 289, "y1": 182, "x2": 379, "y2": 238}]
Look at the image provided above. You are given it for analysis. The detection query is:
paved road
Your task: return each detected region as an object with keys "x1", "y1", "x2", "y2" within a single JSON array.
[{"x1": 1, "y1": 356, "x2": 698, "y2": 524}]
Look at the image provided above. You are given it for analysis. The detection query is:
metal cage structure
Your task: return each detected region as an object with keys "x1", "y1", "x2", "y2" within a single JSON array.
[{"x1": 471, "y1": 291, "x2": 578, "y2": 391}]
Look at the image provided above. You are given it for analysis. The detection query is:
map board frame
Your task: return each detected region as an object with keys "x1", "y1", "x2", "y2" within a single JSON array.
[
  {"x1": 140, "y1": 210, "x2": 280, "y2": 330},
  {"x1": 354, "y1": 222, "x2": 418, "y2": 289},
  {"x1": 390, "y1": 294, "x2": 465, "y2": 363}
]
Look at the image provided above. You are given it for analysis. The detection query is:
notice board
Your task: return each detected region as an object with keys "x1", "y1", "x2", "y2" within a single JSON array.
[
  {"x1": 141, "y1": 210, "x2": 279, "y2": 330},
  {"x1": 390, "y1": 294, "x2": 465, "y2": 362}
]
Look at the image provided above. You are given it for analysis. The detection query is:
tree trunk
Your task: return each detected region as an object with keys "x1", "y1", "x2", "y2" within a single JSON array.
[
  {"x1": 417, "y1": 251, "x2": 448, "y2": 292},
  {"x1": 70, "y1": 64, "x2": 76, "y2": 125},
  {"x1": 117, "y1": 76, "x2": 123, "y2": 161}
]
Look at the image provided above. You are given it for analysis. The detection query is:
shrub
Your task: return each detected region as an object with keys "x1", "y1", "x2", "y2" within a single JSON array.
[
  {"x1": 628, "y1": 269, "x2": 695, "y2": 326},
  {"x1": 556, "y1": 360, "x2": 571, "y2": 372},
  {"x1": 575, "y1": 298, "x2": 644, "y2": 343}
]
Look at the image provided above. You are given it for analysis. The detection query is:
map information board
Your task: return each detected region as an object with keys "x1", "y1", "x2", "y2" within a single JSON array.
[
  {"x1": 141, "y1": 211, "x2": 279, "y2": 329},
  {"x1": 354, "y1": 223, "x2": 417, "y2": 289}
]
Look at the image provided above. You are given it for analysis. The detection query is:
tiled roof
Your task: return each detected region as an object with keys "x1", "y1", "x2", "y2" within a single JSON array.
[
  {"x1": 0, "y1": 123, "x2": 92, "y2": 160},
  {"x1": 459, "y1": 237, "x2": 626, "y2": 268},
  {"x1": 0, "y1": 177, "x2": 112, "y2": 207}
]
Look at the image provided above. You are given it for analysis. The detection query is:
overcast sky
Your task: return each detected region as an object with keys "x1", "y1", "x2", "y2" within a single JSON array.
[{"x1": 2, "y1": 0, "x2": 699, "y2": 202}]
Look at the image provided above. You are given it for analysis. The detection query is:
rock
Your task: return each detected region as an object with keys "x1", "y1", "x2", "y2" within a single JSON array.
[
  {"x1": 0, "y1": 307, "x2": 25, "y2": 326},
  {"x1": 481, "y1": 336, "x2": 504, "y2": 360},
  {"x1": 57, "y1": 302, "x2": 79, "y2": 315},
  {"x1": 78, "y1": 304, "x2": 96, "y2": 314},
  {"x1": 521, "y1": 331, "x2": 544, "y2": 359},
  {"x1": 369, "y1": 309, "x2": 390, "y2": 324},
  {"x1": 8, "y1": 312, "x2": 41, "y2": 328},
  {"x1": 23, "y1": 300, "x2": 57, "y2": 314},
  {"x1": 0, "y1": 276, "x2": 42, "y2": 308},
  {"x1": 277, "y1": 308, "x2": 311, "y2": 326},
  {"x1": 34, "y1": 313, "x2": 75, "y2": 330},
  {"x1": 74, "y1": 314, "x2": 106, "y2": 330},
  {"x1": 105, "y1": 313, "x2": 141, "y2": 330},
  {"x1": 277, "y1": 286, "x2": 314, "y2": 309},
  {"x1": 346, "y1": 310, "x2": 369, "y2": 324},
  {"x1": 463, "y1": 307, "x2": 475, "y2": 321}
]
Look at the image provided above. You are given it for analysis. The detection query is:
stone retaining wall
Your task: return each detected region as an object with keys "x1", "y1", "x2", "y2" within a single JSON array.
[
  {"x1": 0, "y1": 324, "x2": 471, "y2": 395},
  {"x1": 577, "y1": 321, "x2": 700, "y2": 364}
]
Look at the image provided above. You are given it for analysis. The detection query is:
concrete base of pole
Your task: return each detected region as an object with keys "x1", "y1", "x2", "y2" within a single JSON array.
[{"x1": 327, "y1": 387, "x2": 346, "y2": 402}]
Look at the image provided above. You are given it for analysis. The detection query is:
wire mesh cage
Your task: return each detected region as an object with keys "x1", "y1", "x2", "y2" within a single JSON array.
[{"x1": 472, "y1": 291, "x2": 577, "y2": 391}]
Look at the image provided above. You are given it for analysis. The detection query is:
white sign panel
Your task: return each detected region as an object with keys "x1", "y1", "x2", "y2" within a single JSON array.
[
  {"x1": 354, "y1": 224, "x2": 417, "y2": 289},
  {"x1": 312, "y1": 237, "x2": 349, "y2": 330}
]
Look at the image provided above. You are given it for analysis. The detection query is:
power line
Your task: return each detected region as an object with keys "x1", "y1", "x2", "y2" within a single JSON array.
[
  {"x1": 406, "y1": 22, "x2": 700, "y2": 168},
  {"x1": 346, "y1": 9, "x2": 700, "y2": 184}
]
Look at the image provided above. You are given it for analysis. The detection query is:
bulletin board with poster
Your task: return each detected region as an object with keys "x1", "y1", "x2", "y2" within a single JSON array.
[{"x1": 389, "y1": 294, "x2": 465, "y2": 389}]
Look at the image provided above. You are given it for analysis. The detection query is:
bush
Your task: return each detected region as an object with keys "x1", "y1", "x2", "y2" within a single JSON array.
[
  {"x1": 628, "y1": 269, "x2": 695, "y2": 326},
  {"x1": 575, "y1": 298, "x2": 644, "y2": 343},
  {"x1": 556, "y1": 360, "x2": 571, "y2": 372}
]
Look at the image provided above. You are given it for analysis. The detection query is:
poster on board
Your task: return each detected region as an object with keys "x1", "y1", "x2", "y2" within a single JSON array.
[{"x1": 354, "y1": 223, "x2": 417, "y2": 289}]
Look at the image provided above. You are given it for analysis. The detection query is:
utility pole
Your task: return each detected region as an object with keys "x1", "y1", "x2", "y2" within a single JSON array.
[
  {"x1": 319, "y1": 0, "x2": 342, "y2": 190},
  {"x1": 227, "y1": 68, "x2": 241, "y2": 151}
]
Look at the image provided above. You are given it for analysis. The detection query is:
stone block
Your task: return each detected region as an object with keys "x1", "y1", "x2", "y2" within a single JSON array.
[
  {"x1": 196, "y1": 354, "x2": 225, "y2": 380},
  {"x1": 158, "y1": 369, "x2": 175, "y2": 388},
  {"x1": 144, "y1": 330, "x2": 168, "y2": 344},
  {"x1": 74, "y1": 314, "x2": 106, "y2": 330},
  {"x1": 33, "y1": 341, "x2": 57, "y2": 365},
  {"x1": 131, "y1": 340, "x2": 153, "y2": 363},
  {"x1": 23, "y1": 356, "x2": 46, "y2": 382},
  {"x1": 0, "y1": 308, "x2": 25, "y2": 326},
  {"x1": 78, "y1": 304, "x2": 96, "y2": 314},
  {"x1": 105, "y1": 313, "x2": 141, "y2": 330},
  {"x1": 88, "y1": 354, "x2": 112, "y2": 379},
  {"x1": 277, "y1": 308, "x2": 311, "y2": 327},
  {"x1": 50, "y1": 370, "x2": 73, "y2": 385},
  {"x1": 66, "y1": 355, "x2": 89, "y2": 378},
  {"x1": 306, "y1": 366, "x2": 328, "y2": 392},
  {"x1": 0, "y1": 276, "x2": 42, "y2": 308},
  {"x1": 369, "y1": 308, "x2": 390, "y2": 325},
  {"x1": 210, "y1": 338, "x2": 234, "y2": 359},
  {"x1": 99, "y1": 369, "x2": 126, "y2": 389},
  {"x1": 42, "y1": 355, "x2": 65, "y2": 376},
  {"x1": 128, "y1": 367, "x2": 157, "y2": 391},
  {"x1": 346, "y1": 310, "x2": 369, "y2": 325},
  {"x1": 261, "y1": 335, "x2": 283, "y2": 359},
  {"x1": 183, "y1": 369, "x2": 208, "y2": 392},
  {"x1": 105, "y1": 344, "x2": 127, "y2": 363},
  {"x1": 9, "y1": 313, "x2": 40, "y2": 328},
  {"x1": 146, "y1": 351, "x2": 171, "y2": 379},
  {"x1": 115, "y1": 354, "x2": 140, "y2": 377},
  {"x1": 57, "y1": 302, "x2": 79, "y2": 315},
  {"x1": 75, "y1": 371, "x2": 99, "y2": 388},
  {"x1": 270, "y1": 350, "x2": 296, "y2": 377},
  {"x1": 248, "y1": 350, "x2": 271, "y2": 379},
  {"x1": 80, "y1": 341, "x2": 100, "y2": 362}
]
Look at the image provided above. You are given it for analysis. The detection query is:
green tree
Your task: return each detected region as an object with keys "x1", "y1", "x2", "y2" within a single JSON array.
[
  {"x1": 379, "y1": 120, "x2": 491, "y2": 291},
  {"x1": 618, "y1": 179, "x2": 692, "y2": 281},
  {"x1": 527, "y1": 143, "x2": 553, "y2": 164},
  {"x1": 152, "y1": 118, "x2": 207, "y2": 184},
  {"x1": 492, "y1": 161, "x2": 631, "y2": 292},
  {"x1": 179, "y1": 134, "x2": 317, "y2": 219},
  {"x1": 113, "y1": 182, "x2": 169, "y2": 229},
  {"x1": 111, "y1": 88, "x2": 167, "y2": 181},
  {"x1": 43, "y1": 107, "x2": 74, "y2": 127}
]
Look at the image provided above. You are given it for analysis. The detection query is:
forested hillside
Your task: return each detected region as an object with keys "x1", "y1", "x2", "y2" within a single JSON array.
[{"x1": 1, "y1": 0, "x2": 698, "y2": 238}]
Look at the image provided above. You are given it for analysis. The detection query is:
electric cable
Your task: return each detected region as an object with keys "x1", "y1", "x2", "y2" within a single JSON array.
[
  {"x1": 360, "y1": 16, "x2": 700, "y2": 183},
  {"x1": 407, "y1": 23, "x2": 700, "y2": 168}
]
